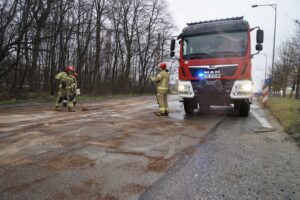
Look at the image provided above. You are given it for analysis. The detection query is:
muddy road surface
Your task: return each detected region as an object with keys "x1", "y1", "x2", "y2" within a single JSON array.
[{"x1": 0, "y1": 95, "x2": 299, "y2": 200}]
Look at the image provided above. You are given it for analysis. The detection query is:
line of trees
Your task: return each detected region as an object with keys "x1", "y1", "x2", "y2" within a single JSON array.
[
  {"x1": 0, "y1": 0, "x2": 174, "y2": 98},
  {"x1": 272, "y1": 20, "x2": 300, "y2": 98}
]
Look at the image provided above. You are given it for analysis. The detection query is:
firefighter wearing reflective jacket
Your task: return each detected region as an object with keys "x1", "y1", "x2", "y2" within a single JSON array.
[
  {"x1": 151, "y1": 63, "x2": 170, "y2": 116},
  {"x1": 55, "y1": 66, "x2": 75, "y2": 111}
]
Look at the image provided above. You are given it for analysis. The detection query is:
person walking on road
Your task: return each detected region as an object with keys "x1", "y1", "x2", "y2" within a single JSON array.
[
  {"x1": 54, "y1": 66, "x2": 76, "y2": 112},
  {"x1": 151, "y1": 62, "x2": 170, "y2": 116}
]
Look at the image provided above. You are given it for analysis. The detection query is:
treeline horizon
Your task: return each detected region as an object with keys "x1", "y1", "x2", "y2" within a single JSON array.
[
  {"x1": 0, "y1": 0, "x2": 175, "y2": 99},
  {"x1": 272, "y1": 20, "x2": 300, "y2": 98}
]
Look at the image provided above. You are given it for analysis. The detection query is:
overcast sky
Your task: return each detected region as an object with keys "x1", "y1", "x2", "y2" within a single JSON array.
[{"x1": 165, "y1": 0, "x2": 300, "y2": 91}]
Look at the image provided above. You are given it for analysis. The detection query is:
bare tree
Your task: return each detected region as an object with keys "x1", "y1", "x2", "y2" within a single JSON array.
[
  {"x1": 292, "y1": 19, "x2": 300, "y2": 98},
  {"x1": 29, "y1": 0, "x2": 54, "y2": 92},
  {"x1": 274, "y1": 42, "x2": 296, "y2": 96},
  {"x1": 273, "y1": 20, "x2": 300, "y2": 98},
  {"x1": 0, "y1": 0, "x2": 175, "y2": 98}
]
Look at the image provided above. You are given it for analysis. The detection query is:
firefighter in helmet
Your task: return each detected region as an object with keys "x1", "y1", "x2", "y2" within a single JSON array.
[
  {"x1": 151, "y1": 62, "x2": 170, "y2": 116},
  {"x1": 54, "y1": 65, "x2": 75, "y2": 111}
]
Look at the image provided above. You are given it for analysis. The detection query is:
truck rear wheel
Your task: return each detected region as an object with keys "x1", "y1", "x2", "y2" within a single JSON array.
[{"x1": 184, "y1": 100, "x2": 195, "y2": 115}]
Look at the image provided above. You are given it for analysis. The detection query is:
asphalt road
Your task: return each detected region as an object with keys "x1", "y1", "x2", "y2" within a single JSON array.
[{"x1": 0, "y1": 95, "x2": 299, "y2": 200}]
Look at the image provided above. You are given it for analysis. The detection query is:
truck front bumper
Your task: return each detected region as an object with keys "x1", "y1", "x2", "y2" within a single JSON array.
[{"x1": 178, "y1": 80, "x2": 253, "y2": 104}]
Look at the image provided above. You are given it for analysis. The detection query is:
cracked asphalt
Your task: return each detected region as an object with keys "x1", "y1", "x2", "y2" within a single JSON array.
[{"x1": 0, "y1": 95, "x2": 299, "y2": 200}]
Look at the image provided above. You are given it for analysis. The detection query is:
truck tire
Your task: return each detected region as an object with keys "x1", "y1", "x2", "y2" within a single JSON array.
[
  {"x1": 239, "y1": 101, "x2": 250, "y2": 117},
  {"x1": 184, "y1": 100, "x2": 194, "y2": 115}
]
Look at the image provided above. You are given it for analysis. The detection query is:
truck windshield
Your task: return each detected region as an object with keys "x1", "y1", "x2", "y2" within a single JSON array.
[{"x1": 183, "y1": 31, "x2": 248, "y2": 59}]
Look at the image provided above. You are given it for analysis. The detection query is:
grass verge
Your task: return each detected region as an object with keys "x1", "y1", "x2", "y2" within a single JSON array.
[{"x1": 266, "y1": 97, "x2": 300, "y2": 142}]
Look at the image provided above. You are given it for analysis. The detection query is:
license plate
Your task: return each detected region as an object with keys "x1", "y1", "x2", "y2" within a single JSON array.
[{"x1": 205, "y1": 70, "x2": 221, "y2": 79}]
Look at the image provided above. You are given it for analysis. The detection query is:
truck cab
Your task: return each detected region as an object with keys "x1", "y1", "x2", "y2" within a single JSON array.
[{"x1": 171, "y1": 17, "x2": 264, "y2": 116}]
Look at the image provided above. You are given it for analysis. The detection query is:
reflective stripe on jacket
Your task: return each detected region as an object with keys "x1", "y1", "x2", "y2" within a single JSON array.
[{"x1": 152, "y1": 70, "x2": 169, "y2": 94}]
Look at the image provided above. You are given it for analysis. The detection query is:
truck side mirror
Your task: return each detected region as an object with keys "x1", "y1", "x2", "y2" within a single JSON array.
[
  {"x1": 170, "y1": 39, "x2": 176, "y2": 58},
  {"x1": 256, "y1": 29, "x2": 264, "y2": 44},
  {"x1": 170, "y1": 39, "x2": 175, "y2": 51},
  {"x1": 256, "y1": 43, "x2": 263, "y2": 51}
]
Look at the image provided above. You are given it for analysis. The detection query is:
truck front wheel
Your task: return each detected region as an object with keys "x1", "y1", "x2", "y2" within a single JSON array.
[
  {"x1": 239, "y1": 101, "x2": 250, "y2": 117},
  {"x1": 184, "y1": 100, "x2": 195, "y2": 115},
  {"x1": 234, "y1": 100, "x2": 250, "y2": 117}
]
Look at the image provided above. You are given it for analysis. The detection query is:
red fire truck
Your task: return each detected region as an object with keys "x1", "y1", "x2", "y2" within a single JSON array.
[{"x1": 170, "y1": 17, "x2": 264, "y2": 116}]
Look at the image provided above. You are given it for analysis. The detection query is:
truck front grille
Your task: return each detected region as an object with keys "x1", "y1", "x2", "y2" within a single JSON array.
[
  {"x1": 191, "y1": 80, "x2": 235, "y2": 95},
  {"x1": 189, "y1": 65, "x2": 237, "y2": 77}
]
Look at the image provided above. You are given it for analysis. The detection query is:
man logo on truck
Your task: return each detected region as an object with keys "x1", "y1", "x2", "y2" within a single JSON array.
[{"x1": 170, "y1": 17, "x2": 264, "y2": 117}]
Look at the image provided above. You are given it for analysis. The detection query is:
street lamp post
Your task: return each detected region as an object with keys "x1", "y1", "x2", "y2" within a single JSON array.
[{"x1": 252, "y1": 4, "x2": 277, "y2": 95}]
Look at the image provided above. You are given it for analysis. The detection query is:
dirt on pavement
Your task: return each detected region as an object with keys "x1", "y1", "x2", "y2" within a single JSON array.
[
  {"x1": 0, "y1": 96, "x2": 222, "y2": 200},
  {"x1": 1, "y1": 96, "x2": 299, "y2": 200}
]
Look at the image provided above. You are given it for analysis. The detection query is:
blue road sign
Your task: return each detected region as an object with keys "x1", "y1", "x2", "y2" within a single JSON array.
[{"x1": 265, "y1": 78, "x2": 271, "y2": 84}]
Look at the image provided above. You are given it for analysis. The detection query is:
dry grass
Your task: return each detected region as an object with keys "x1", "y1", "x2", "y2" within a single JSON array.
[{"x1": 266, "y1": 97, "x2": 300, "y2": 134}]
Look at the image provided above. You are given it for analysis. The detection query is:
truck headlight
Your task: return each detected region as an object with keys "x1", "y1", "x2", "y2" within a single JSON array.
[
  {"x1": 231, "y1": 80, "x2": 253, "y2": 98},
  {"x1": 178, "y1": 83, "x2": 191, "y2": 92},
  {"x1": 177, "y1": 80, "x2": 194, "y2": 97},
  {"x1": 178, "y1": 84, "x2": 186, "y2": 91},
  {"x1": 241, "y1": 83, "x2": 252, "y2": 92}
]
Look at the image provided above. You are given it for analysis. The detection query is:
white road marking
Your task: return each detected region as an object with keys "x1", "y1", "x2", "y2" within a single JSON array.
[{"x1": 250, "y1": 105, "x2": 272, "y2": 128}]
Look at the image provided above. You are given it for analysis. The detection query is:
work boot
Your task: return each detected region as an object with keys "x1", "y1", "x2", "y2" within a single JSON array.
[
  {"x1": 54, "y1": 106, "x2": 60, "y2": 111},
  {"x1": 68, "y1": 107, "x2": 75, "y2": 112},
  {"x1": 154, "y1": 112, "x2": 167, "y2": 116}
]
